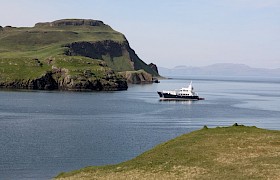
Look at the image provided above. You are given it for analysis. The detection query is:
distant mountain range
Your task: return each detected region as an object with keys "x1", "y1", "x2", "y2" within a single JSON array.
[{"x1": 158, "y1": 63, "x2": 280, "y2": 78}]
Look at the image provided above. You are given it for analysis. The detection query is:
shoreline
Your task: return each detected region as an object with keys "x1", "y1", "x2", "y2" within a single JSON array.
[{"x1": 55, "y1": 124, "x2": 280, "y2": 179}]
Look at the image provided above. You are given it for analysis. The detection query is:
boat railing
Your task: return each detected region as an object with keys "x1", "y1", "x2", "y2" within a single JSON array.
[{"x1": 163, "y1": 90, "x2": 177, "y2": 95}]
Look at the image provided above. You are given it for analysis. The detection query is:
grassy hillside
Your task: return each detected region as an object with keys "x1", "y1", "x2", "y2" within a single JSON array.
[
  {"x1": 0, "y1": 20, "x2": 125, "y2": 61},
  {"x1": 0, "y1": 20, "x2": 124, "y2": 52},
  {"x1": 0, "y1": 19, "x2": 156, "y2": 74},
  {"x1": 0, "y1": 19, "x2": 158, "y2": 90},
  {"x1": 56, "y1": 124, "x2": 280, "y2": 179}
]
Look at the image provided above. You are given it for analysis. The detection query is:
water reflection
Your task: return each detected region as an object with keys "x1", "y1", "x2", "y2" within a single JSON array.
[
  {"x1": 1, "y1": 77, "x2": 280, "y2": 179},
  {"x1": 159, "y1": 99, "x2": 196, "y2": 105}
]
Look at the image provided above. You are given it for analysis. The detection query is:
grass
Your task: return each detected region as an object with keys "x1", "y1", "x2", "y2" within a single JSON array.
[
  {"x1": 55, "y1": 124, "x2": 280, "y2": 180},
  {"x1": 0, "y1": 57, "x2": 50, "y2": 80},
  {"x1": 0, "y1": 19, "x2": 158, "y2": 83},
  {"x1": 51, "y1": 55, "x2": 112, "y2": 78},
  {"x1": 0, "y1": 27, "x2": 125, "y2": 53},
  {"x1": 0, "y1": 21, "x2": 127, "y2": 82},
  {"x1": 102, "y1": 54, "x2": 134, "y2": 72},
  {"x1": 0, "y1": 55, "x2": 111, "y2": 83}
]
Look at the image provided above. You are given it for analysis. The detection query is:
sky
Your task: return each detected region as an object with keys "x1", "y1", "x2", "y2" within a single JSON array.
[{"x1": 0, "y1": 0, "x2": 279, "y2": 69}]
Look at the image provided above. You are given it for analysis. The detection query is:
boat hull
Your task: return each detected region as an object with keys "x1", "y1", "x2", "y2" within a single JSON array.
[{"x1": 157, "y1": 91, "x2": 200, "y2": 100}]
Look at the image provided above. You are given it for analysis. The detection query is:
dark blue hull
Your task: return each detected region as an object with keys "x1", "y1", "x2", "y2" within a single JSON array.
[{"x1": 157, "y1": 91, "x2": 200, "y2": 100}]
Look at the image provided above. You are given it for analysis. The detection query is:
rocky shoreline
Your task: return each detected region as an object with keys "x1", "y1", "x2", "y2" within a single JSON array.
[{"x1": 0, "y1": 71, "x2": 128, "y2": 91}]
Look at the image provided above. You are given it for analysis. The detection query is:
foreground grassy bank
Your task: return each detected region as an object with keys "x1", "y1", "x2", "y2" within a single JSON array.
[{"x1": 55, "y1": 124, "x2": 280, "y2": 179}]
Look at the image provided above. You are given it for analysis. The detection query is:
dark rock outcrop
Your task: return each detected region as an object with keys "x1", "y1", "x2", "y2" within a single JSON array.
[
  {"x1": 35, "y1": 19, "x2": 106, "y2": 28},
  {"x1": 65, "y1": 40, "x2": 160, "y2": 77},
  {"x1": 29, "y1": 71, "x2": 58, "y2": 90},
  {"x1": 119, "y1": 70, "x2": 153, "y2": 84},
  {"x1": 50, "y1": 65, "x2": 127, "y2": 91},
  {"x1": 65, "y1": 40, "x2": 123, "y2": 60},
  {"x1": 57, "y1": 75, "x2": 127, "y2": 91},
  {"x1": 0, "y1": 71, "x2": 127, "y2": 91},
  {"x1": 148, "y1": 63, "x2": 159, "y2": 74},
  {"x1": 3, "y1": 26, "x2": 16, "y2": 31},
  {"x1": 0, "y1": 72, "x2": 58, "y2": 90}
]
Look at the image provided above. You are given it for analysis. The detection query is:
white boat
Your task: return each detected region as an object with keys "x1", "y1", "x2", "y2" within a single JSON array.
[{"x1": 157, "y1": 81, "x2": 204, "y2": 100}]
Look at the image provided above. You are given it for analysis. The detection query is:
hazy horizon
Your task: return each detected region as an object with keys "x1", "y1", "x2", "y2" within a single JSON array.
[
  {"x1": 160, "y1": 62, "x2": 280, "y2": 70},
  {"x1": 1, "y1": 0, "x2": 279, "y2": 69}
]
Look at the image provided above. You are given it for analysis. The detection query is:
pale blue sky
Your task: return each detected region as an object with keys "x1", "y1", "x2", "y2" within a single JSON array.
[{"x1": 1, "y1": 0, "x2": 279, "y2": 68}]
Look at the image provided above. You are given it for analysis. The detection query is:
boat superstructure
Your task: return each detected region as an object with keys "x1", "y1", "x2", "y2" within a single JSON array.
[{"x1": 157, "y1": 81, "x2": 203, "y2": 100}]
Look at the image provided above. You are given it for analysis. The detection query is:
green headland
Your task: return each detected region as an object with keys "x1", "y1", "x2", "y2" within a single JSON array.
[
  {"x1": 56, "y1": 124, "x2": 280, "y2": 179},
  {"x1": 0, "y1": 19, "x2": 159, "y2": 91}
]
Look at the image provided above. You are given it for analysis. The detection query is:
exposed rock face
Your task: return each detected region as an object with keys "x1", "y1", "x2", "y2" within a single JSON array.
[
  {"x1": 65, "y1": 40, "x2": 123, "y2": 60},
  {"x1": 0, "y1": 71, "x2": 127, "y2": 91},
  {"x1": 57, "y1": 77, "x2": 127, "y2": 91},
  {"x1": 119, "y1": 70, "x2": 153, "y2": 84},
  {"x1": 35, "y1": 19, "x2": 106, "y2": 27},
  {"x1": 57, "y1": 74, "x2": 127, "y2": 91},
  {"x1": 0, "y1": 72, "x2": 58, "y2": 90},
  {"x1": 0, "y1": 18, "x2": 157, "y2": 91},
  {"x1": 54, "y1": 66, "x2": 127, "y2": 91},
  {"x1": 148, "y1": 63, "x2": 159, "y2": 74},
  {"x1": 29, "y1": 71, "x2": 58, "y2": 90},
  {"x1": 65, "y1": 40, "x2": 159, "y2": 77}
]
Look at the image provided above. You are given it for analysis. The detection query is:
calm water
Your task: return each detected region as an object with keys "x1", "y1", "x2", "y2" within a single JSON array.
[{"x1": 0, "y1": 77, "x2": 280, "y2": 179}]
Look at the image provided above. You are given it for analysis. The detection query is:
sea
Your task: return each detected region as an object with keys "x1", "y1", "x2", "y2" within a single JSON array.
[{"x1": 0, "y1": 76, "x2": 280, "y2": 179}]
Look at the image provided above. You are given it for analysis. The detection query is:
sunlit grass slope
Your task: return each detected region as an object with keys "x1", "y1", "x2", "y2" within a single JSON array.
[
  {"x1": 0, "y1": 55, "x2": 114, "y2": 82},
  {"x1": 0, "y1": 19, "x2": 158, "y2": 86},
  {"x1": 0, "y1": 21, "x2": 124, "y2": 57},
  {"x1": 56, "y1": 124, "x2": 280, "y2": 180}
]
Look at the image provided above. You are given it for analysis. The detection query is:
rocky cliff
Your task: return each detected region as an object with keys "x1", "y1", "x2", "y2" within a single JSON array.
[
  {"x1": 0, "y1": 72, "x2": 58, "y2": 90},
  {"x1": 65, "y1": 41, "x2": 124, "y2": 61},
  {"x1": 64, "y1": 40, "x2": 159, "y2": 77},
  {"x1": 148, "y1": 63, "x2": 159, "y2": 74},
  {"x1": 35, "y1": 19, "x2": 106, "y2": 28},
  {"x1": 0, "y1": 19, "x2": 158, "y2": 91},
  {"x1": 0, "y1": 65, "x2": 128, "y2": 91},
  {"x1": 119, "y1": 70, "x2": 153, "y2": 84}
]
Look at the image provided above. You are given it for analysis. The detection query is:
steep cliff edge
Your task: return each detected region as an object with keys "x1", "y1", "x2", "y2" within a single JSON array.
[
  {"x1": 119, "y1": 70, "x2": 153, "y2": 84},
  {"x1": 64, "y1": 40, "x2": 159, "y2": 77},
  {"x1": 0, "y1": 19, "x2": 158, "y2": 90}
]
